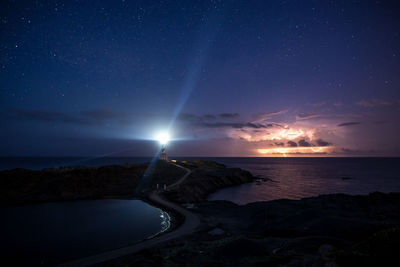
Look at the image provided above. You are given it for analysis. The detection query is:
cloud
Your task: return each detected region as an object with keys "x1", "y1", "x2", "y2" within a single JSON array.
[
  {"x1": 357, "y1": 99, "x2": 375, "y2": 107},
  {"x1": 315, "y1": 139, "x2": 331, "y2": 146},
  {"x1": 372, "y1": 98, "x2": 392, "y2": 105},
  {"x1": 178, "y1": 113, "x2": 199, "y2": 122},
  {"x1": 287, "y1": 141, "x2": 298, "y2": 147},
  {"x1": 179, "y1": 113, "x2": 240, "y2": 123},
  {"x1": 296, "y1": 113, "x2": 320, "y2": 120},
  {"x1": 252, "y1": 110, "x2": 288, "y2": 121},
  {"x1": 298, "y1": 139, "x2": 311, "y2": 147},
  {"x1": 310, "y1": 101, "x2": 326, "y2": 107},
  {"x1": 257, "y1": 146, "x2": 333, "y2": 155},
  {"x1": 356, "y1": 98, "x2": 392, "y2": 107},
  {"x1": 80, "y1": 108, "x2": 120, "y2": 121},
  {"x1": 339, "y1": 148, "x2": 381, "y2": 155},
  {"x1": 202, "y1": 114, "x2": 216, "y2": 120},
  {"x1": 337, "y1": 122, "x2": 361, "y2": 127},
  {"x1": 219, "y1": 113, "x2": 240, "y2": 119},
  {"x1": 5, "y1": 109, "x2": 89, "y2": 125},
  {"x1": 199, "y1": 122, "x2": 274, "y2": 129},
  {"x1": 198, "y1": 122, "x2": 242, "y2": 128},
  {"x1": 176, "y1": 112, "x2": 285, "y2": 131},
  {"x1": 341, "y1": 148, "x2": 356, "y2": 153}
]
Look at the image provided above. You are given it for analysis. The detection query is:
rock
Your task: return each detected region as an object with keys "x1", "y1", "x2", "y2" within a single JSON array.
[
  {"x1": 164, "y1": 166, "x2": 256, "y2": 203},
  {"x1": 0, "y1": 160, "x2": 186, "y2": 206},
  {"x1": 0, "y1": 160, "x2": 255, "y2": 206}
]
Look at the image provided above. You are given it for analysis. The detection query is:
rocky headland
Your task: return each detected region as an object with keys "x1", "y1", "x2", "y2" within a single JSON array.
[
  {"x1": 0, "y1": 160, "x2": 255, "y2": 207},
  {"x1": 164, "y1": 160, "x2": 256, "y2": 203}
]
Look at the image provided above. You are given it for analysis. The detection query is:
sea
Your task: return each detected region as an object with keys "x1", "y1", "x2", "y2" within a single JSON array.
[
  {"x1": 1, "y1": 157, "x2": 400, "y2": 204},
  {"x1": 208, "y1": 157, "x2": 400, "y2": 204}
]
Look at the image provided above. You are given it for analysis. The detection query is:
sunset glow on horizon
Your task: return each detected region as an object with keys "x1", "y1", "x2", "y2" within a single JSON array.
[{"x1": 257, "y1": 146, "x2": 335, "y2": 157}]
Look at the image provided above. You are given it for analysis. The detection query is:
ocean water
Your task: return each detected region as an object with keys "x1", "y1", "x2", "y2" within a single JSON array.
[
  {"x1": 208, "y1": 157, "x2": 400, "y2": 204},
  {"x1": 0, "y1": 199, "x2": 168, "y2": 265}
]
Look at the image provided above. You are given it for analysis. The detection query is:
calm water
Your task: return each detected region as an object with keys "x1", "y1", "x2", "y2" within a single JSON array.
[
  {"x1": 208, "y1": 157, "x2": 400, "y2": 204},
  {"x1": 0, "y1": 199, "x2": 168, "y2": 265}
]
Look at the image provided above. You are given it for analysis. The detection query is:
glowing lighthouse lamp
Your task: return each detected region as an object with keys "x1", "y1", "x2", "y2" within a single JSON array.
[{"x1": 156, "y1": 132, "x2": 170, "y2": 161}]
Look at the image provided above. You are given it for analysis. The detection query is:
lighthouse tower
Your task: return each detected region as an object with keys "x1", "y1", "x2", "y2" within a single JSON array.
[{"x1": 159, "y1": 144, "x2": 168, "y2": 161}]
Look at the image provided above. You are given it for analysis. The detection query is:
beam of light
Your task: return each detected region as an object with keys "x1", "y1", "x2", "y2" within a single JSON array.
[
  {"x1": 136, "y1": 132, "x2": 171, "y2": 194},
  {"x1": 257, "y1": 146, "x2": 334, "y2": 156},
  {"x1": 135, "y1": 153, "x2": 160, "y2": 194},
  {"x1": 167, "y1": 7, "x2": 225, "y2": 132},
  {"x1": 137, "y1": 5, "x2": 227, "y2": 192}
]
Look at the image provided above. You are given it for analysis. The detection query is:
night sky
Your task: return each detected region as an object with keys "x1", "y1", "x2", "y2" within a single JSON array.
[{"x1": 1, "y1": 0, "x2": 400, "y2": 157}]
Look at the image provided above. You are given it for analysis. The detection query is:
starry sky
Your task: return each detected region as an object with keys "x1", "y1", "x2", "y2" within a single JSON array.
[{"x1": 1, "y1": 0, "x2": 400, "y2": 157}]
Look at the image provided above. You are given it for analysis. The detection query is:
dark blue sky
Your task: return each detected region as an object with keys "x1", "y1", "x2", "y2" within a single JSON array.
[{"x1": 1, "y1": 0, "x2": 400, "y2": 157}]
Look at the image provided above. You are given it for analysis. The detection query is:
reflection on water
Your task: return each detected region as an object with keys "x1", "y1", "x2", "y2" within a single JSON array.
[
  {"x1": 208, "y1": 158, "x2": 400, "y2": 205},
  {"x1": 0, "y1": 199, "x2": 166, "y2": 265},
  {"x1": 160, "y1": 210, "x2": 170, "y2": 233}
]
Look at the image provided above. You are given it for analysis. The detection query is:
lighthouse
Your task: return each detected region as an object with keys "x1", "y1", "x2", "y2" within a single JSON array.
[
  {"x1": 159, "y1": 144, "x2": 168, "y2": 161},
  {"x1": 156, "y1": 132, "x2": 169, "y2": 161}
]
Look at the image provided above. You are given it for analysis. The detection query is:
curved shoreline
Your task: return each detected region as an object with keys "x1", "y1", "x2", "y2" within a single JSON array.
[
  {"x1": 4, "y1": 160, "x2": 400, "y2": 266},
  {"x1": 57, "y1": 165, "x2": 200, "y2": 267},
  {"x1": 1, "y1": 160, "x2": 255, "y2": 266}
]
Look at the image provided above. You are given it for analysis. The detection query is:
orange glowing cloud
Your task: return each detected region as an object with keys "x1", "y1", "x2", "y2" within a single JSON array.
[
  {"x1": 228, "y1": 125, "x2": 316, "y2": 142},
  {"x1": 257, "y1": 146, "x2": 334, "y2": 157},
  {"x1": 207, "y1": 113, "x2": 348, "y2": 156}
]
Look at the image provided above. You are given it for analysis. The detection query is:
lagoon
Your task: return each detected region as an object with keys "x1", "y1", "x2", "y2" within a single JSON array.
[{"x1": 0, "y1": 199, "x2": 167, "y2": 265}]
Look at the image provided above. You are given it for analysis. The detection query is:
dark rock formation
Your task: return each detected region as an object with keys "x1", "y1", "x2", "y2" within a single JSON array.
[
  {"x1": 197, "y1": 192, "x2": 400, "y2": 239},
  {"x1": 0, "y1": 160, "x2": 254, "y2": 206},
  {"x1": 163, "y1": 160, "x2": 256, "y2": 203},
  {"x1": 0, "y1": 160, "x2": 186, "y2": 206}
]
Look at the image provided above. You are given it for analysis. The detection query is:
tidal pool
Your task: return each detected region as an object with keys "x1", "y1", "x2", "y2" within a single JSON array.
[{"x1": 0, "y1": 199, "x2": 168, "y2": 265}]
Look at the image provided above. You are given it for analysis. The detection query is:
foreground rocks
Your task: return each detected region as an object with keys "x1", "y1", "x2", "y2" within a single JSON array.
[{"x1": 95, "y1": 192, "x2": 400, "y2": 267}]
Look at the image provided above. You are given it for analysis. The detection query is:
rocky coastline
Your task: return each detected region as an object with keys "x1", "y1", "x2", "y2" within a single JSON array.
[
  {"x1": 163, "y1": 160, "x2": 256, "y2": 203},
  {"x1": 2, "y1": 160, "x2": 400, "y2": 266},
  {"x1": 0, "y1": 160, "x2": 255, "y2": 207},
  {"x1": 97, "y1": 192, "x2": 400, "y2": 267}
]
